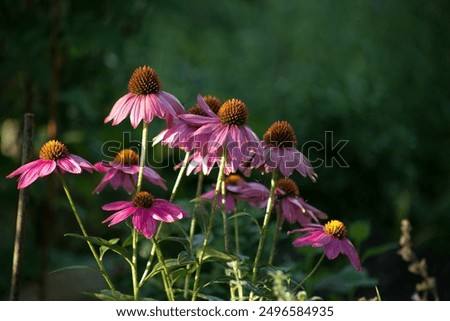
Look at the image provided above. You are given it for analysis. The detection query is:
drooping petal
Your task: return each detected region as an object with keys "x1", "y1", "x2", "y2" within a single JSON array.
[
  {"x1": 323, "y1": 240, "x2": 341, "y2": 260},
  {"x1": 160, "y1": 91, "x2": 186, "y2": 116},
  {"x1": 339, "y1": 238, "x2": 363, "y2": 272},
  {"x1": 93, "y1": 162, "x2": 110, "y2": 173},
  {"x1": 69, "y1": 154, "x2": 94, "y2": 172},
  {"x1": 57, "y1": 158, "x2": 82, "y2": 174},
  {"x1": 102, "y1": 201, "x2": 133, "y2": 211},
  {"x1": 150, "y1": 199, "x2": 188, "y2": 222},
  {"x1": 129, "y1": 98, "x2": 143, "y2": 128},
  {"x1": 38, "y1": 160, "x2": 57, "y2": 177},
  {"x1": 6, "y1": 159, "x2": 46, "y2": 178},
  {"x1": 105, "y1": 93, "x2": 135, "y2": 125},
  {"x1": 132, "y1": 208, "x2": 157, "y2": 239},
  {"x1": 143, "y1": 167, "x2": 167, "y2": 190},
  {"x1": 102, "y1": 206, "x2": 136, "y2": 226},
  {"x1": 16, "y1": 161, "x2": 53, "y2": 189}
]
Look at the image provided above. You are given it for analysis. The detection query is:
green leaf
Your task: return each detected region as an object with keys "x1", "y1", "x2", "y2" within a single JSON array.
[
  {"x1": 197, "y1": 247, "x2": 235, "y2": 263},
  {"x1": 48, "y1": 265, "x2": 97, "y2": 275},
  {"x1": 65, "y1": 233, "x2": 130, "y2": 263},
  {"x1": 193, "y1": 203, "x2": 210, "y2": 234},
  {"x1": 162, "y1": 237, "x2": 191, "y2": 252},
  {"x1": 177, "y1": 250, "x2": 195, "y2": 265},
  {"x1": 85, "y1": 290, "x2": 141, "y2": 301},
  {"x1": 229, "y1": 212, "x2": 261, "y2": 234},
  {"x1": 149, "y1": 257, "x2": 196, "y2": 279}
]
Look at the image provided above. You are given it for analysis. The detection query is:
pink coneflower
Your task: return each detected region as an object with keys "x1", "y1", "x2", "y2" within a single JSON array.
[
  {"x1": 153, "y1": 95, "x2": 222, "y2": 152},
  {"x1": 275, "y1": 178, "x2": 327, "y2": 226},
  {"x1": 289, "y1": 220, "x2": 363, "y2": 272},
  {"x1": 184, "y1": 96, "x2": 262, "y2": 175},
  {"x1": 93, "y1": 149, "x2": 166, "y2": 194},
  {"x1": 201, "y1": 174, "x2": 268, "y2": 213},
  {"x1": 102, "y1": 191, "x2": 189, "y2": 239},
  {"x1": 7, "y1": 140, "x2": 93, "y2": 189},
  {"x1": 262, "y1": 121, "x2": 317, "y2": 181},
  {"x1": 104, "y1": 66, "x2": 185, "y2": 128}
]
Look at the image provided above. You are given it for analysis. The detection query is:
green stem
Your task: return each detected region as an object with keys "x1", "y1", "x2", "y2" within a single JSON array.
[
  {"x1": 138, "y1": 224, "x2": 162, "y2": 287},
  {"x1": 221, "y1": 179, "x2": 229, "y2": 254},
  {"x1": 132, "y1": 121, "x2": 149, "y2": 300},
  {"x1": 136, "y1": 122, "x2": 149, "y2": 192},
  {"x1": 139, "y1": 151, "x2": 190, "y2": 289},
  {"x1": 268, "y1": 207, "x2": 282, "y2": 266},
  {"x1": 153, "y1": 237, "x2": 175, "y2": 301},
  {"x1": 250, "y1": 169, "x2": 278, "y2": 300},
  {"x1": 58, "y1": 174, "x2": 116, "y2": 294},
  {"x1": 183, "y1": 171, "x2": 204, "y2": 298},
  {"x1": 233, "y1": 208, "x2": 240, "y2": 254},
  {"x1": 170, "y1": 151, "x2": 190, "y2": 202},
  {"x1": 131, "y1": 228, "x2": 139, "y2": 300},
  {"x1": 293, "y1": 253, "x2": 325, "y2": 292},
  {"x1": 192, "y1": 151, "x2": 227, "y2": 300}
]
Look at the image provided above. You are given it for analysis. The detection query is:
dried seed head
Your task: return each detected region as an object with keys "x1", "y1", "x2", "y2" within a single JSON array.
[
  {"x1": 263, "y1": 121, "x2": 297, "y2": 148},
  {"x1": 114, "y1": 149, "x2": 139, "y2": 166},
  {"x1": 276, "y1": 178, "x2": 300, "y2": 197},
  {"x1": 128, "y1": 66, "x2": 161, "y2": 95},
  {"x1": 132, "y1": 191, "x2": 155, "y2": 208},
  {"x1": 324, "y1": 220, "x2": 347, "y2": 239},
  {"x1": 217, "y1": 99, "x2": 248, "y2": 126},
  {"x1": 39, "y1": 140, "x2": 69, "y2": 161}
]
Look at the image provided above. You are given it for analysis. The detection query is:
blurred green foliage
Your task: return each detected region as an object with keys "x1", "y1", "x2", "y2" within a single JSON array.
[{"x1": 1, "y1": 0, "x2": 449, "y2": 300}]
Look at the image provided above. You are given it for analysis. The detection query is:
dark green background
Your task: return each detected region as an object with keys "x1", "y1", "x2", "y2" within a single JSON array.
[{"x1": 1, "y1": 0, "x2": 449, "y2": 300}]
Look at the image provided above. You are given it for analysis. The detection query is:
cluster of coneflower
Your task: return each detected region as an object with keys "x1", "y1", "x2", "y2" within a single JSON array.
[{"x1": 7, "y1": 65, "x2": 362, "y2": 301}]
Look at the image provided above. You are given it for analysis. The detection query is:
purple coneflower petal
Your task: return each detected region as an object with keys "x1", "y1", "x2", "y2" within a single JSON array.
[
  {"x1": 196, "y1": 94, "x2": 217, "y2": 118},
  {"x1": 339, "y1": 239, "x2": 363, "y2": 272},
  {"x1": 7, "y1": 159, "x2": 47, "y2": 178},
  {"x1": 105, "y1": 93, "x2": 134, "y2": 125},
  {"x1": 132, "y1": 208, "x2": 157, "y2": 239},
  {"x1": 69, "y1": 154, "x2": 93, "y2": 172},
  {"x1": 17, "y1": 165, "x2": 42, "y2": 189},
  {"x1": 143, "y1": 167, "x2": 167, "y2": 190},
  {"x1": 57, "y1": 158, "x2": 82, "y2": 174},
  {"x1": 323, "y1": 241, "x2": 341, "y2": 260},
  {"x1": 160, "y1": 91, "x2": 185, "y2": 116},
  {"x1": 102, "y1": 206, "x2": 136, "y2": 226},
  {"x1": 102, "y1": 201, "x2": 133, "y2": 211}
]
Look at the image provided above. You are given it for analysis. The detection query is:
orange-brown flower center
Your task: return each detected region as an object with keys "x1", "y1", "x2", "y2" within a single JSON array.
[
  {"x1": 132, "y1": 191, "x2": 155, "y2": 208},
  {"x1": 276, "y1": 178, "x2": 299, "y2": 197},
  {"x1": 225, "y1": 174, "x2": 243, "y2": 186},
  {"x1": 39, "y1": 140, "x2": 69, "y2": 161},
  {"x1": 187, "y1": 106, "x2": 207, "y2": 116},
  {"x1": 324, "y1": 220, "x2": 347, "y2": 239},
  {"x1": 114, "y1": 149, "x2": 139, "y2": 166},
  {"x1": 263, "y1": 121, "x2": 297, "y2": 148},
  {"x1": 128, "y1": 66, "x2": 161, "y2": 95},
  {"x1": 217, "y1": 99, "x2": 248, "y2": 126}
]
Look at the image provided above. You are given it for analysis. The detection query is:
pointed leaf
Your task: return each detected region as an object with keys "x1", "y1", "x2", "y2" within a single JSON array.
[{"x1": 65, "y1": 233, "x2": 130, "y2": 263}]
